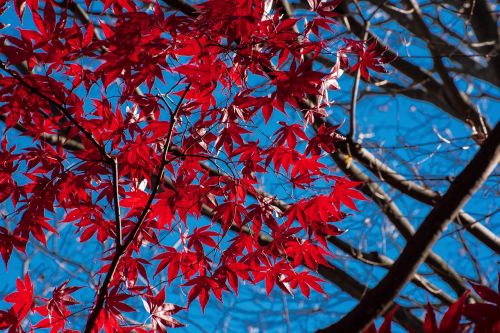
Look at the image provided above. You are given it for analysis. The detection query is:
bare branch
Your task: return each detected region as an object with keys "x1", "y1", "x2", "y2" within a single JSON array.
[
  {"x1": 343, "y1": 140, "x2": 500, "y2": 253},
  {"x1": 329, "y1": 147, "x2": 472, "y2": 298},
  {"x1": 318, "y1": 121, "x2": 500, "y2": 333},
  {"x1": 331, "y1": 0, "x2": 491, "y2": 140},
  {"x1": 348, "y1": 22, "x2": 371, "y2": 141},
  {"x1": 329, "y1": 236, "x2": 455, "y2": 305}
]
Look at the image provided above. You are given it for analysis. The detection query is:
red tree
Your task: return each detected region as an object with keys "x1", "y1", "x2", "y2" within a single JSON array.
[
  {"x1": 1, "y1": 0, "x2": 498, "y2": 332},
  {"x1": 0, "y1": 0, "x2": 376, "y2": 331}
]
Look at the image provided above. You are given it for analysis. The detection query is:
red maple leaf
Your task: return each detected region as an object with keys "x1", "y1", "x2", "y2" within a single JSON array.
[
  {"x1": 4, "y1": 273, "x2": 34, "y2": 321},
  {"x1": 142, "y1": 288, "x2": 184, "y2": 330},
  {"x1": 283, "y1": 271, "x2": 325, "y2": 298},
  {"x1": 183, "y1": 276, "x2": 227, "y2": 312},
  {"x1": 464, "y1": 278, "x2": 500, "y2": 333},
  {"x1": 424, "y1": 291, "x2": 470, "y2": 333},
  {"x1": 363, "y1": 306, "x2": 399, "y2": 333}
]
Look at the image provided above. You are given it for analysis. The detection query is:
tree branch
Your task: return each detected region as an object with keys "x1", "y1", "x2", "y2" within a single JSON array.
[
  {"x1": 0, "y1": 62, "x2": 112, "y2": 163},
  {"x1": 317, "y1": 121, "x2": 500, "y2": 333},
  {"x1": 329, "y1": 236, "x2": 455, "y2": 305},
  {"x1": 348, "y1": 22, "x2": 370, "y2": 141},
  {"x1": 331, "y1": 0, "x2": 491, "y2": 140},
  {"x1": 81, "y1": 84, "x2": 191, "y2": 333},
  {"x1": 465, "y1": 0, "x2": 500, "y2": 84},
  {"x1": 329, "y1": 147, "x2": 472, "y2": 298},
  {"x1": 343, "y1": 139, "x2": 500, "y2": 253},
  {"x1": 111, "y1": 158, "x2": 123, "y2": 247},
  {"x1": 404, "y1": 0, "x2": 489, "y2": 142},
  {"x1": 364, "y1": 0, "x2": 497, "y2": 86}
]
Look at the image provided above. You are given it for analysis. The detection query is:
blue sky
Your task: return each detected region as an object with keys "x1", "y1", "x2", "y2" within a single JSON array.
[{"x1": 1, "y1": 0, "x2": 499, "y2": 332}]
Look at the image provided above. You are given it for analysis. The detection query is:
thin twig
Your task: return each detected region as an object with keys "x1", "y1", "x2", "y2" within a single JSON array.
[
  {"x1": 348, "y1": 21, "x2": 370, "y2": 141},
  {"x1": 111, "y1": 158, "x2": 123, "y2": 248},
  {"x1": 318, "y1": 122, "x2": 500, "y2": 333}
]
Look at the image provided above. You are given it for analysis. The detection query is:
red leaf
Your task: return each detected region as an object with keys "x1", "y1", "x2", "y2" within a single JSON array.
[
  {"x1": 424, "y1": 303, "x2": 439, "y2": 333},
  {"x1": 379, "y1": 306, "x2": 398, "y2": 333},
  {"x1": 4, "y1": 273, "x2": 34, "y2": 321},
  {"x1": 469, "y1": 281, "x2": 500, "y2": 304},
  {"x1": 143, "y1": 288, "x2": 184, "y2": 330},
  {"x1": 439, "y1": 291, "x2": 469, "y2": 333}
]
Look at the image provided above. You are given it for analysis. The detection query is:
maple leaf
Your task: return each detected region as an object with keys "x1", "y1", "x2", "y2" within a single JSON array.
[
  {"x1": 424, "y1": 291, "x2": 470, "y2": 333},
  {"x1": 273, "y1": 122, "x2": 309, "y2": 149},
  {"x1": 342, "y1": 39, "x2": 396, "y2": 81},
  {"x1": 463, "y1": 277, "x2": 500, "y2": 333},
  {"x1": 142, "y1": 288, "x2": 184, "y2": 331},
  {"x1": 105, "y1": 288, "x2": 135, "y2": 316},
  {"x1": 213, "y1": 261, "x2": 251, "y2": 295},
  {"x1": 265, "y1": 146, "x2": 300, "y2": 174},
  {"x1": 215, "y1": 123, "x2": 251, "y2": 155},
  {"x1": 4, "y1": 273, "x2": 34, "y2": 321},
  {"x1": 331, "y1": 177, "x2": 367, "y2": 211},
  {"x1": 0, "y1": 227, "x2": 26, "y2": 268},
  {"x1": 305, "y1": 123, "x2": 345, "y2": 155},
  {"x1": 283, "y1": 271, "x2": 325, "y2": 298},
  {"x1": 153, "y1": 247, "x2": 208, "y2": 283},
  {"x1": 34, "y1": 303, "x2": 73, "y2": 333},
  {"x1": 94, "y1": 308, "x2": 121, "y2": 333},
  {"x1": 183, "y1": 276, "x2": 227, "y2": 312},
  {"x1": 363, "y1": 306, "x2": 398, "y2": 333},
  {"x1": 113, "y1": 255, "x2": 151, "y2": 289},
  {"x1": 212, "y1": 201, "x2": 247, "y2": 234},
  {"x1": 245, "y1": 199, "x2": 280, "y2": 237},
  {"x1": 253, "y1": 260, "x2": 294, "y2": 296},
  {"x1": 187, "y1": 225, "x2": 219, "y2": 253},
  {"x1": 272, "y1": 61, "x2": 325, "y2": 109},
  {"x1": 47, "y1": 281, "x2": 82, "y2": 317},
  {"x1": 284, "y1": 239, "x2": 331, "y2": 270},
  {"x1": 0, "y1": 308, "x2": 22, "y2": 333},
  {"x1": 63, "y1": 206, "x2": 114, "y2": 243}
]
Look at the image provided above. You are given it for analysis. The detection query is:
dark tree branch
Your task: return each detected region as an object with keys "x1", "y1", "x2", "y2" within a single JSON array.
[
  {"x1": 328, "y1": 147, "x2": 472, "y2": 298},
  {"x1": 404, "y1": 0, "x2": 489, "y2": 142},
  {"x1": 318, "y1": 122, "x2": 500, "y2": 333},
  {"x1": 328, "y1": 236, "x2": 455, "y2": 305},
  {"x1": 331, "y1": 0, "x2": 491, "y2": 140},
  {"x1": 365, "y1": 0, "x2": 497, "y2": 86},
  {"x1": 163, "y1": 0, "x2": 198, "y2": 16},
  {"x1": 465, "y1": 0, "x2": 500, "y2": 83},
  {"x1": 82, "y1": 84, "x2": 191, "y2": 333},
  {"x1": 0, "y1": 114, "x2": 84, "y2": 150},
  {"x1": 343, "y1": 140, "x2": 500, "y2": 253}
]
